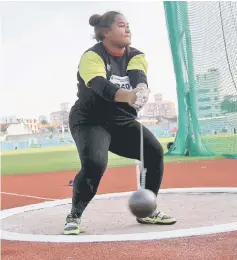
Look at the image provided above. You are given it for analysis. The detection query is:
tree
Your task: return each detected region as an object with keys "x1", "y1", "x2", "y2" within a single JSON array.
[
  {"x1": 40, "y1": 119, "x2": 48, "y2": 125},
  {"x1": 221, "y1": 95, "x2": 237, "y2": 113}
]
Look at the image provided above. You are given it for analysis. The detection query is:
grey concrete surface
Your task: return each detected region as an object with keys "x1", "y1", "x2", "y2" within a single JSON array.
[{"x1": 2, "y1": 193, "x2": 237, "y2": 235}]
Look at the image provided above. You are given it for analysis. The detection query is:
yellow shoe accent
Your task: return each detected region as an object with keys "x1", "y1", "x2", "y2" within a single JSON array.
[
  {"x1": 62, "y1": 222, "x2": 80, "y2": 235},
  {"x1": 62, "y1": 213, "x2": 81, "y2": 235},
  {"x1": 137, "y1": 211, "x2": 177, "y2": 225}
]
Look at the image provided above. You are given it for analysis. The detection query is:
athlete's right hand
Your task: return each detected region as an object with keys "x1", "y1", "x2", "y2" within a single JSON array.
[{"x1": 126, "y1": 89, "x2": 141, "y2": 106}]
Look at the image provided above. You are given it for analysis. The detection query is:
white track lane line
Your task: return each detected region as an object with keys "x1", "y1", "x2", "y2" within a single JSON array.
[{"x1": 1, "y1": 192, "x2": 57, "y2": 201}]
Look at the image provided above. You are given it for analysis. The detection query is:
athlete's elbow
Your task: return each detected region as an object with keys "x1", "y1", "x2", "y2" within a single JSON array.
[{"x1": 89, "y1": 77, "x2": 120, "y2": 102}]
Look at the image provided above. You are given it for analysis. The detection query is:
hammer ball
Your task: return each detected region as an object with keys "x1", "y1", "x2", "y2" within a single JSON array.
[{"x1": 128, "y1": 188, "x2": 157, "y2": 218}]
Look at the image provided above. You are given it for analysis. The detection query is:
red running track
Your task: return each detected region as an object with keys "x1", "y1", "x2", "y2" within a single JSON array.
[{"x1": 1, "y1": 159, "x2": 237, "y2": 260}]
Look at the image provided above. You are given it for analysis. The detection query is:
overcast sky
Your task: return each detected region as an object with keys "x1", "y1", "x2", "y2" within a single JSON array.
[{"x1": 0, "y1": 1, "x2": 178, "y2": 119}]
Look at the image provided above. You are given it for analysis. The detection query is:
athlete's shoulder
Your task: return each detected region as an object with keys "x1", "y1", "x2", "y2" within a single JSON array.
[
  {"x1": 83, "y1": 42, "x2": 104, "y2": 57},
  {"x1": 127, "y1": 46, "x2": 145, "y2": 59},
  {"x1": 126, "y1": 46, "x2": 148, "y2": 74},
  {"x1": 78, "y1": 43, "x2": 106, "y2": 67}
]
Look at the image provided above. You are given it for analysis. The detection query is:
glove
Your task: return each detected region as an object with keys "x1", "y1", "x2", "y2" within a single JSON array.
[{"x1": 130, "y1": 84, "x2": 150, "y2": 111}]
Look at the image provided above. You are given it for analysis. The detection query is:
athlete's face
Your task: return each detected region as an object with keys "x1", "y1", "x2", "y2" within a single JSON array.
[{"x1": 105, "y1": 15, "x2": 131, "y2": 47}]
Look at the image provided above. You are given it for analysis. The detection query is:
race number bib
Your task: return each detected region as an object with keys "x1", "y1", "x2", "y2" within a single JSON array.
[{"x1": 110, "y1": 75, "x2": 132, "y2": 91}]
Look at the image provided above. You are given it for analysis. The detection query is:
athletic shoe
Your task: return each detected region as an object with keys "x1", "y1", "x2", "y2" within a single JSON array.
[
  {"x1": 62, "y1": 213, "x2": 81, "y2": 235},
  {"x1": 136, "y1": 210, "x2": 177, "y2": 225}
]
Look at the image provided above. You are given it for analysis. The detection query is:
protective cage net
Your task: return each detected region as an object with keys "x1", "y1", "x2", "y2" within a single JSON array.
[{"x1": 164, "y1": 1, "x2": 237, "y2": 158}]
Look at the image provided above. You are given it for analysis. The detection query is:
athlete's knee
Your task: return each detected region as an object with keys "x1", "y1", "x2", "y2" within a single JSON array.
[
  {"x1": 144, "y1": 141, "x2": 164, "y2": 167},
  {"x1": 79, "y1": 156, "x2": 107, "y2": 194},
  {"x1": 82, "y1": 155, "x2": 108, "y2": 176},
  {"x1": 150, "y1": 141, "x2": 163, "y2": 158}
]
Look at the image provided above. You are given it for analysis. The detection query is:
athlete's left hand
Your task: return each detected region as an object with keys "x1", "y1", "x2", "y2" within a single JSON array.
[{"x1": 131, "y1": 84, "x2": 150, "y2": 111}]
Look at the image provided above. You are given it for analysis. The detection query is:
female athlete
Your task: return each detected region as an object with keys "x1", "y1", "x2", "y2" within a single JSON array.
[{"x1": 63, "y1": 11, "x2": 176, "y2": 235}]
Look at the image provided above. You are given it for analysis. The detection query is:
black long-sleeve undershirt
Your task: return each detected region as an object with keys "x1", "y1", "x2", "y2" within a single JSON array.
[
  {"x1": 88, "y1": 76, "x2": 120, "y2": 102},
  {"x1": 88, "y1": 70, "x2": 148, "y2": 102}
]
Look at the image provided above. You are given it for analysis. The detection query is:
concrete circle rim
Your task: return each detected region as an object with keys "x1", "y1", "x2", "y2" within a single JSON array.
[{"x1": 1, "y1": 187, "x2": 237, "y2": 243}]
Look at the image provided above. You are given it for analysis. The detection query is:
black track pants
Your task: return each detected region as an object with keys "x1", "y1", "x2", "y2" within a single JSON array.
[{"x1": 69, "y1": 120, "x2": 164, "y2": 217}]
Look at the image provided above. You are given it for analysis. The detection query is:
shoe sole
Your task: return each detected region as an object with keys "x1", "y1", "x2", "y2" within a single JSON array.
[{"x1": 62, "y1": 229, "x2": 80, "y2": 235}]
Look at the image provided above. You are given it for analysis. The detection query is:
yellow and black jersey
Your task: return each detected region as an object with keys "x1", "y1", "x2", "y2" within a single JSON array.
[{"x1": 70, "y1": 42, "x2": 148, "y2": 125}]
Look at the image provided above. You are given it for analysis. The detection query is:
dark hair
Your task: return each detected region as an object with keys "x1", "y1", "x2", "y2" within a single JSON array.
[{"x1": 89, "y1": 11, "x2": 122, "y2": 42}]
